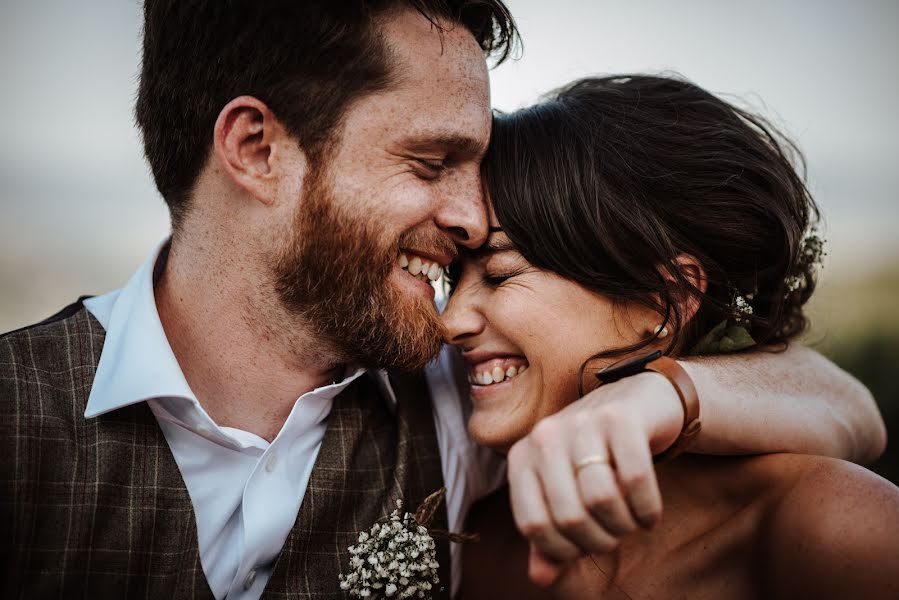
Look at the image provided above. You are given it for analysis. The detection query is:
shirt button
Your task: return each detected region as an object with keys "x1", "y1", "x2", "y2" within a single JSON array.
[
  {"x1": 195, "y1": 423, "x2": 212, "y2": 437},
  {"x1": 265, "y1": 451, "x2": 278, "y2": 473},
  {"x1": 243, "y1": 569, "x2": 257, "y2": 590}
]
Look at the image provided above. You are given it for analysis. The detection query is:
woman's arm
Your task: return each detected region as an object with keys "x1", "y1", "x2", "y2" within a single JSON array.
[
  {"x1": 681, "y1": 343, "x2": 886, "y2": 463},
  {"x1": 505, "y1": 343, "x2": 886, "y2": 585}
]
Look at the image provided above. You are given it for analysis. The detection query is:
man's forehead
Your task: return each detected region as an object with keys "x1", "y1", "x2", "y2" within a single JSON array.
[
  {"x1": 378, "y1": 8, "x2": 489, "y2": 73},
  {"x1": 377, "y1": 8, "x2": 490, "y2": 103}
]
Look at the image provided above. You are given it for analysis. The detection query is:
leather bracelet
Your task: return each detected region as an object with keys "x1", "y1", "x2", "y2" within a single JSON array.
[
  {"x1": 595, "y1": 352, "x2": 702, "y2": 463},
  {"x1": 645, "y1": 356, "x2": 701, "y2": 463}
]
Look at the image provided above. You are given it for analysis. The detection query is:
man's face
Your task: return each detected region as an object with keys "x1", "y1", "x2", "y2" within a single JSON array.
[{"x1": 274, "y1": 9, "x2": 492, "y2": 371}]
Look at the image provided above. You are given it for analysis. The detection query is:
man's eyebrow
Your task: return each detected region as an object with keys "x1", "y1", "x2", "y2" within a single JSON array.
[{"x1": 400, "y1": 133, "x2": 487, "y2": 158}]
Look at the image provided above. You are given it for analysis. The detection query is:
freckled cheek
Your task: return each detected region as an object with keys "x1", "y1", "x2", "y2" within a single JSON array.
[
  {"x1": 490, "y1": 295, "x2": 543, "y2": 339},
  {"x1": 443, "y1": 167, "x2": 483, "y2": 199},
  {"x1": 345, "y1": 178, "x2": 438, "y2": 230}
]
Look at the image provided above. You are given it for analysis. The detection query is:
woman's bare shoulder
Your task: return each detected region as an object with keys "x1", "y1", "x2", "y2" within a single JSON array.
[
  {"x1": 759, "y1": 455, "x2": 899, "y2": 599},
  {"x1": 656, "y1": 453, "x2": 828, "y2": 507}
]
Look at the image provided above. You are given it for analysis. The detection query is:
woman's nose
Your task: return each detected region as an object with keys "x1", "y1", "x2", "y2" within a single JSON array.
[{"x1": 440, "y1": 287, "x2": 486, "y2": 345}]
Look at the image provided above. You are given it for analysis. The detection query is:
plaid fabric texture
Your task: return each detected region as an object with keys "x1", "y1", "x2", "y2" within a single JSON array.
[
  {"x1": 1, "y1": 302, "x2": 449, "y2": 599},
  {"x1": 265, "y1": 370, "x2": 451, "y2": 599}
]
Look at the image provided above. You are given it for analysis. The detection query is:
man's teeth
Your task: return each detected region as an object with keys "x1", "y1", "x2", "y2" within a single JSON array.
[
  {"x1": 471, "y1": 364, "x2": 528, "y2": 386},
  {"x1": 398, "y1": 252, "x2": 444, "y2": 282}
]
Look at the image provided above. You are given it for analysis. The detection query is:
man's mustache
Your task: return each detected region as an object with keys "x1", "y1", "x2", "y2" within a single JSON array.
[{"x1": 397, "y1": 229, "x2": 459, "y2": 263}]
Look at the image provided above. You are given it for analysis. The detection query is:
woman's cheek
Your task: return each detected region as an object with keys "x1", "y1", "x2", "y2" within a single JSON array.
[
  {"x1": 539, "y1": 367, "x2": 581, "y2": 418},
  {"x1": 468, "y1": 401, "x2": 537, "y2": 453}
]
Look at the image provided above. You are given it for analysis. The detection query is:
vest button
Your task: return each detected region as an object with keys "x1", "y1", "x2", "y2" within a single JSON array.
[{"x1": 243, "y1": 569, "x2": 257, "y2": 590}]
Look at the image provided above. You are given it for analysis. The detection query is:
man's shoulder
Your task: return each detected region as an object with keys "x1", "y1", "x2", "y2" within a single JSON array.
[
  {"x1": 1, "y1": 297, "x2": 105, "y2": 392},
  {"x1": 2, "y1": 296, "x2": 93, "y2": 338}
]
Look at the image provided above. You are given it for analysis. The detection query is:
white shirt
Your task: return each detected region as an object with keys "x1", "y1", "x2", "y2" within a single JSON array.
[{"x1": 83, "y1": 240, "x2": 505, "y2": 599}]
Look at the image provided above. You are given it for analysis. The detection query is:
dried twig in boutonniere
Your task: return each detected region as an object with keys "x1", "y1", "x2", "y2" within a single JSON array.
[{"x1": 339, "y1": 487, "x2": 477, "y2": 599}]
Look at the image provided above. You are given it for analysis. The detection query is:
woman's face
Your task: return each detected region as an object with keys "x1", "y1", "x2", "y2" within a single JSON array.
[{"x1": 441, "y1": 223, "x2": 655, "y2": 452}]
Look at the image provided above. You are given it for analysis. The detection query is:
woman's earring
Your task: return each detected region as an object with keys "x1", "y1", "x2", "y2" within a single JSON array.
[{"x1": 653, "y1": 324, "x2": 669, "y2": 339}]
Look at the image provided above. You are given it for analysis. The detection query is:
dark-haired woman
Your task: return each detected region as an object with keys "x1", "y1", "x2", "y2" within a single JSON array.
[{"x1": 444, "y1": 76, "x2": 899, "y2": 598}]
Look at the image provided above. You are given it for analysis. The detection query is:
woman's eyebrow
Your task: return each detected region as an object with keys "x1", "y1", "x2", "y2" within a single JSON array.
[{"x1": 463, "y1": 235, "x2": 516, "y2": 260}]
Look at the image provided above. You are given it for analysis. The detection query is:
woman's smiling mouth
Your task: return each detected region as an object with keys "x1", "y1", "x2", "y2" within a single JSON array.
[{"x1": 467, "y1": 356, "x2": 529, "y2": 386}]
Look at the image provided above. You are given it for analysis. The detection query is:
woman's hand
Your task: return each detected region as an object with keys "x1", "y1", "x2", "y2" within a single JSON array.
[{"x1": 506, "y1": 371, "x2": 685, "y2": 586}]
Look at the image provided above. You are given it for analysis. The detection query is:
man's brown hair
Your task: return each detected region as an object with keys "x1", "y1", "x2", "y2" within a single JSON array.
[{"x1": 135, "y1": 0, "x2": 517, "y2": 228}]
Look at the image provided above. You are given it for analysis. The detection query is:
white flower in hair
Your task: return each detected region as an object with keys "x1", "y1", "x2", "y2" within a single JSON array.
[
  {"x1": 734, "y1": 293, "x2": 753, "y2": 316},
  {"x1": 785, "y1": 230, "x2": 826, "y2": 295}
]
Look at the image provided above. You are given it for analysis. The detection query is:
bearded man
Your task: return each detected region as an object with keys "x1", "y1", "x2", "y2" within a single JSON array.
[{"x1": 1, "y1": 2, "x2": 885, "y2": 599}]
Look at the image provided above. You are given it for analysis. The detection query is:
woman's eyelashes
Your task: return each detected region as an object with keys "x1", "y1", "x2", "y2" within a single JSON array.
[
  {"x1": 483, "y1": 272, "x2": 513, "y2": 286},
  {"x1": 480, "y1": 250, "x2": 531, "y2": 288},
  {"x1": 482, "y1": 266, "x2": 528, "y2": 287}
]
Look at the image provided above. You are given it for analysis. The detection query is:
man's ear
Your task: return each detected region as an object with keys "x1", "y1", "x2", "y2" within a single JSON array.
[{"x1": 213, "y1": 95, "x2": 299, "y2": 206}]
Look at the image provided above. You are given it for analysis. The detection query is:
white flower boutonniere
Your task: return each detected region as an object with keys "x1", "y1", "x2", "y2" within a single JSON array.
[{"x1": 338, "y1": 487, "x2": 476, "y2": 599}]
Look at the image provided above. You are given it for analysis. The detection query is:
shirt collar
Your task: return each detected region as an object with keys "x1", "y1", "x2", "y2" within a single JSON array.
[
  {"x1": 84, "y1": 239, "x2": 385, "y2": 420},
  {"x1": 84, "y1": 239, "x2": 197, "y2": 417}
]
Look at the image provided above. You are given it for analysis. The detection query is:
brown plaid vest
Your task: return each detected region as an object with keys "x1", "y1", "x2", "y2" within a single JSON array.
[{"x1": 1, "y1": 301, "x2": 450, "y2": 599}]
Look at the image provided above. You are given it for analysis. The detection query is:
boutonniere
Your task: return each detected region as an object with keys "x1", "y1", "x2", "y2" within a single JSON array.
[{"x1": 339, "y1": 487, "x2": 476, "y2": 599}]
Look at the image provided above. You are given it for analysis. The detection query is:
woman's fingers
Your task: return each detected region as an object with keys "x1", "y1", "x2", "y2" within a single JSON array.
[
  {"x1": 537, "y1": 437, "x2": 621, "y2": 556},
  {"x1": 528, "y1": 544, "x2": 563, "y2": 588},
  {"x1": 507, "y1": 442, "x2": 582, "y2": 568},
  {"x1": 576, "y1": 461, "x2": 640, "y2": 536},
  {"x1": 607, "y1": 415, "x2": 664, "y2": 528},
  {"x1": 507, "y1": 389, "x2": 669, "y2": 581},
  {"x1": 572, "y1": 426, "x2": 640, "y2": 537}
]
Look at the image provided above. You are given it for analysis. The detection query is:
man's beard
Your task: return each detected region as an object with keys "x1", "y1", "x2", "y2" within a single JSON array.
[{"x1": 272, "y1": 167, "x2": 452, "y2": 372}]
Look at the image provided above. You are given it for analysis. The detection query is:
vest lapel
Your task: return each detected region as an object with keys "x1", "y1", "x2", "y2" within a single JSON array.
[
  {"x1": 73, "y1": 308, "x2": 213, "y2": 599},
  {"x1": 6, "y1": 305, "x2": 211, "y2": 599},
  {"x1": 264, "y1": 371, "x2": 449, "y2": 599},
  {"x1": 7, "y1": 302, "x2": 447, "y2": 599},
  {"x1": 76, "y1": 307, "x2": 212, "y2": 598}
]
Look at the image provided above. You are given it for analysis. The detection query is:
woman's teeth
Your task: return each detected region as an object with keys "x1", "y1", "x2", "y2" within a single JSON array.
[
  {"x1": 398, "y1": 252, "x2": 444, "y2": 283},
  {"x1": 470, "y1": 363, "x2": 528, "y2": 386}
]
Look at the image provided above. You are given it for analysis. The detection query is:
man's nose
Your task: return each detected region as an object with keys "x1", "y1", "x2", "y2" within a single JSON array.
[{"x1": 435, "y1": 170, "x2": 488, "y2": 249}]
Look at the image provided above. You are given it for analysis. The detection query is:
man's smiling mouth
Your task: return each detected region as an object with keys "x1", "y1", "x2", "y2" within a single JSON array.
[{"x1": 397, "y1": 251, "x2": 446, "y2": 284}]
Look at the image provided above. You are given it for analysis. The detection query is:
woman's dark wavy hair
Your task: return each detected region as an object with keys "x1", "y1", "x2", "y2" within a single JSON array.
[{"x1": 483, "y1": 74, "x2": 820, "y2": 361}]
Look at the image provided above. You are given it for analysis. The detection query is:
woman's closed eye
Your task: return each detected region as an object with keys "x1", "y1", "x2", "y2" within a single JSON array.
[
  {"x1": 483, "y1": 266, "x2": 529, "y2": 287},
  {"x1": 480, "y1": 247, "x2": 531, "y2": 288}
]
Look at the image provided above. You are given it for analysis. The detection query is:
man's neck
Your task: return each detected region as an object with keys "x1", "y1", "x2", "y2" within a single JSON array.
[{"x1": 155, "y1": 238, "x2": 345, "y2": 442}]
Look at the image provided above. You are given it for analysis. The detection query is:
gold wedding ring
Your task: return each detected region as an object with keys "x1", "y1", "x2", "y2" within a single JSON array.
[{"x1": 574, "y1": 454, "x2": 611, "y2": 472}]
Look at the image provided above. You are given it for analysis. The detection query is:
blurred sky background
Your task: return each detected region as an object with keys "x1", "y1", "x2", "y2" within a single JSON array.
[
  {"x1": 2, "y1": 0, "x2": 899, "y2": 473},
  {"x1": 1, "y1": 0, "x2": 898, "y2": 326}
]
